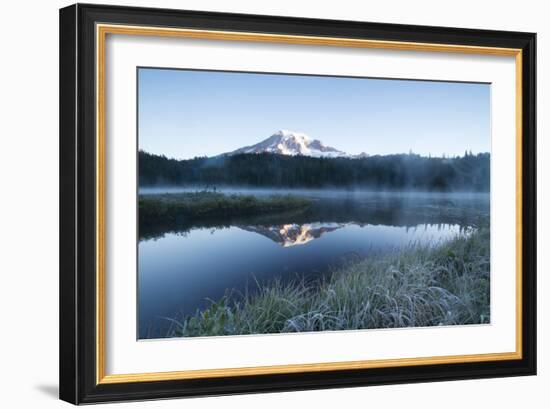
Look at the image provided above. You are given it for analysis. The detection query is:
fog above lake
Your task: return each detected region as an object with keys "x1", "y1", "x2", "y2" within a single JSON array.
[
  {"x1": 138, "y1": 187, "x2": 489, "y2": 243},
  {"x1": 139, "y1": 186, "x2": 489, "y2": 200}
]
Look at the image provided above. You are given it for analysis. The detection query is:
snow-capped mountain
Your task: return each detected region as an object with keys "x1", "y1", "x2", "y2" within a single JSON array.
[{"x1": 225, "y1": 130, "x2": 358, "y2": 158}]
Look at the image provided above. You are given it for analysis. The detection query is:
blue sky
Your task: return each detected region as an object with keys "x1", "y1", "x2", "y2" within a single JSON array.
[{"x1": 138, "y1": 68, "x2": 490, "y2": 160}]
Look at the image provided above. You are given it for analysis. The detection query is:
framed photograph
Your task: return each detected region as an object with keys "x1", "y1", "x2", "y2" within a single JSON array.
[{"x1": 59, "y1": 3, "x2": 536, "y2": 404}]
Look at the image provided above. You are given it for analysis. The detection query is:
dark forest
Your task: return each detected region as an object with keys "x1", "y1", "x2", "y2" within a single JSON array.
[{"x1": 139, "y1": 150, "x2": 490, "y2": 191}]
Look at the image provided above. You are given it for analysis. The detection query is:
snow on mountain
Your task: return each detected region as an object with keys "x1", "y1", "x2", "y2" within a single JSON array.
[{"x1": 225, "y1": 130, "x2": 357, "y2": 158}]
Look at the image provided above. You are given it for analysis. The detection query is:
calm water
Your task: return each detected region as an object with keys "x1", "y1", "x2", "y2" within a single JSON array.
[{"x1": 138, "y1": 190, "x2": 489, "y2": 339}]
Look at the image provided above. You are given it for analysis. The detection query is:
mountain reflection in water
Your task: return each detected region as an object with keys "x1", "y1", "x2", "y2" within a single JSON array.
[{"x1": 239, "y1": 222, "x2": 345, "y2": 247}]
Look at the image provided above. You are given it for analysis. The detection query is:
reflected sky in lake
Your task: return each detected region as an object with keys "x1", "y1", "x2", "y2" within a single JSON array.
[{"x1": 138, "y1": 221, "x2": 468, "y2": 339}]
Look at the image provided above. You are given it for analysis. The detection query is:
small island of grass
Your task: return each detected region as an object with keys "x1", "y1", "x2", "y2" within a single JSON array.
[{"x1": 139, "y1": 191, "x2": 313, "y2": 226}]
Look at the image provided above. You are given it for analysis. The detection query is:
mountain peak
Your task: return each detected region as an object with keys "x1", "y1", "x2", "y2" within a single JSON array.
[
  {"x1": 227, "y1": 130, "x2": 350, "y2": 158},
  {"x1": 273, "y1": 129, "x2": 311, "y2": 142},
  {"x1": 275, "y1": 129, "x2": 309, "y2": 138}
]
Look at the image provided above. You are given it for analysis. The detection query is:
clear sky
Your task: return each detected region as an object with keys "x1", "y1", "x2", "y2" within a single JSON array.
[{"x1": 138, "y1": 68, "x2": 490, "y2": 160}]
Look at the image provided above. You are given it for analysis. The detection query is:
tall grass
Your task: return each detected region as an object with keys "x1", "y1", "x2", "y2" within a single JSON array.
[{"x1": 169, "y1": 228, "x2": 490, "y2": 337}]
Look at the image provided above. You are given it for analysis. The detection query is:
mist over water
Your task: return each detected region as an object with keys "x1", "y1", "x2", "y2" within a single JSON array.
[{"x1": 139, "y1": 186, "x2": 488, "y2": 199}]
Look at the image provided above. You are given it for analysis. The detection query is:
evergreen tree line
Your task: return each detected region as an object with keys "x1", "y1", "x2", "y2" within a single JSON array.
[{"x1": 139, "y1": 150, "x2": 490, "y2": 191}]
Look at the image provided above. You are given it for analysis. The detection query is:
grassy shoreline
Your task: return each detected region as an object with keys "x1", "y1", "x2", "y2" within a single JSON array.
[
  {"x1": 139, "y1": 191, "x2": 312, "y2": 226},
  {"x1": 168, "y1": 227, "x2": 489, "y2": 337}
]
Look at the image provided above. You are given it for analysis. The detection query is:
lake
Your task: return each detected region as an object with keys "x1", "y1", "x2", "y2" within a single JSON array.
[{"x1": 138, "y1": 189, "x2": 489, "y2": 339}]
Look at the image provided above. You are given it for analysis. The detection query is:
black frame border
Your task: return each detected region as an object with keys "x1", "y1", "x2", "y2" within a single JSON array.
[{"x1": 59, "y1": 3, "x2": 536, "y2": 404}]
